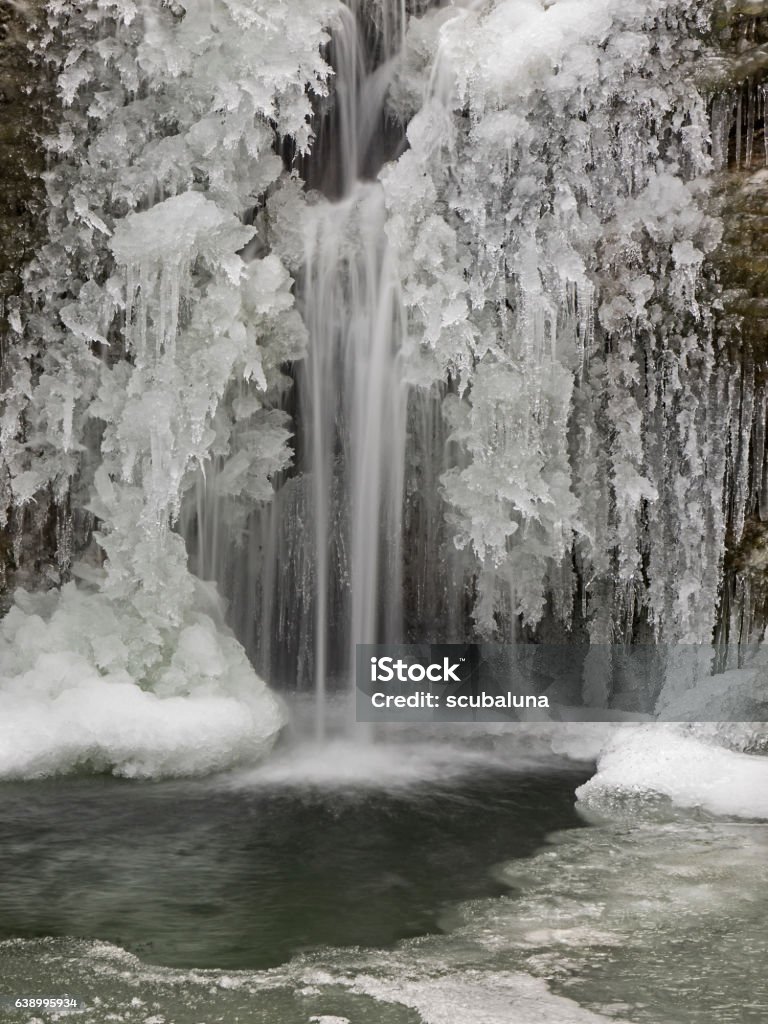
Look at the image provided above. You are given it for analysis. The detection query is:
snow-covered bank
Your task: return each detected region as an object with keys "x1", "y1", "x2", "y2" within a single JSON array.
[{"x1": 577, "y1": 725, "x2": 768, "y2": 819}]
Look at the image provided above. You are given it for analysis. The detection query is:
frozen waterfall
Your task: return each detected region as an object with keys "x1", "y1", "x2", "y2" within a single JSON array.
[{"x1": 0, "y1": 0, "x2": 767, "y2": 775}]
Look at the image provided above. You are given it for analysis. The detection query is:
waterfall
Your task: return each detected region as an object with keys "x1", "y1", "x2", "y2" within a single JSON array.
[
  {"x1": 300, "y1": 187, "x2": 407, "y2": 735},
  {"x1": 1, "y1": 0, "x2": 768, "y2": 781},
  {"x1": 302, "y1": 4, "x2": 409, "y2": 736},
  {"x1": 106, "y1": 1, "x2": 768, "y2": 702},
  {"x1": 177, "y1": 1, "x2": 415, "y2": 733},
  {"x1": 266, "y1": 2, "x2": 411, "y2": 735}
]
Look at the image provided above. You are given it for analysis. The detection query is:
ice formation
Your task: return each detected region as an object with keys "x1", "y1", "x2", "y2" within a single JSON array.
[
  {"x1": 0, "y1": 0, "x2": 342, "y2": 776},
  {"x1": 179, "y1": 0, "x2": 767, "y2": 715},
  {"x1": 0, "y1": 579, "x2": 284, "y2": 778},
  {"x1": 348, "y1": 970, "x2": 632, "y2": 1024},
  {"x1": 184, "y1": 1, "x2": 765, "y2": 728},
  {"x1": 384, "y1": 0, "x2": 731, "y2": 650},
  {"x1": 0, "y1": 0, "x2": 766, "y2": 775},
  {"x1": 577, "y1": 723, "x2": 768, "y2": 818}
]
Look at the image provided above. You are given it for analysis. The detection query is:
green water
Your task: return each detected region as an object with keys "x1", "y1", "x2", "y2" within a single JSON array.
[
  {"x1": 1, "y1": 746, "x2": 766, "y2": 1024},
  {"x1": 0, "y1": 762, "x2": 588, "y2": 970}
]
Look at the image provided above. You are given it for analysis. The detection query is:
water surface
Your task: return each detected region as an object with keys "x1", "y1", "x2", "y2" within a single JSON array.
[{"x1": 0, "y1": 755, "x2": 589, "y2": 969}]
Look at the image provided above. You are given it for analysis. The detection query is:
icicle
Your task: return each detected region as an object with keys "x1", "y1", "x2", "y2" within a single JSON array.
[
  {"x1": 732, "y1": 360, "x2": 755, "y2": 545},
  {"x1": 760, "y1": 448, "x2": 768, "y2": 523},
  {"x1": 710, "y1": 93, "x2": 728, "y2": 172},
  {"x1": 752, "y1": 386, "x2": 766, "y2": 511}
]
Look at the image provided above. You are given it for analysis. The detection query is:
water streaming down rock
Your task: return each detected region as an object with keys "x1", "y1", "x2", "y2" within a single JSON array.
[
  {"x1": 177, "y1": 0, "x2": 768, "y2": 718},
  {"x1": 2, "y1": 0, "x2": 768, "y2": 778},
  {"x1": 180, "y1": 0, "x2": 422, "y2": 736},
  {"x1": 275, "y1": 2, "x2": 441, "y2": 736},
  {"x1": 299, "y1": 186, "x2": 408, "y2": 733}
]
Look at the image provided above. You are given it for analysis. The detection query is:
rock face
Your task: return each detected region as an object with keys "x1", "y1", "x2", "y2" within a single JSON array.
[
  {"x1": 0, "y1": 1, "x2": 47, "y2": 315},
  {"x1": 712, "y1": 7, "x2": 768, "y2": 647},
  {"x1": 0, "y1": 0, "x2": 55, "y2": 605}
]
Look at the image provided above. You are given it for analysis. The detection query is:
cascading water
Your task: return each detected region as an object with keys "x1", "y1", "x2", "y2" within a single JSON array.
[
  {"x1": 299, "y1": 187, "x2": 407, "y2": 734},
  {"x1": 287, "y1": 2, "x2": 411, "y2": 734},
  {"x1": 2, "y1": 0, "x2": 768, "y2": 779},
  {"x1": 182, "y1": 1, "x2": 421, "y2": 735}
]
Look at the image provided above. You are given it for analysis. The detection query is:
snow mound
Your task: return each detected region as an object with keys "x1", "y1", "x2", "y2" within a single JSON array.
[
  {"x1": 0, "y1": 585, "x2": 283, "y2": 780},
  {"x1": 577, "y1": 726, "x2": 768, "y2": 819},
  {"x1": 0, "y1": 668, "x2": 279, "y2": 780}
]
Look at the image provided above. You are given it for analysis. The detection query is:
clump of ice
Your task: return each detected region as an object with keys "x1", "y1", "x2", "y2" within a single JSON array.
[
  {"x1": 575, "y1": 663, "x2": 768, "y2": 819},
  {"x1": 0, "y1": 0, "x2": 332, "y2": 785},
  {"x1": 381, "y1": 0, "x2": 736, "y2": 651},
  {"x1": 0, "y1": 584, "x2": 283, "y2": 780},
  {"x1": 577, "y1": 725, "x2": 768, "y2": 819}
]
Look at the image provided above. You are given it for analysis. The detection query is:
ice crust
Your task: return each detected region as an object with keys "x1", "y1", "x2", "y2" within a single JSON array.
[
  {"x1": 348, "y1": 971, "x2": 631, "y2": 1024},
  {"x1": 0, "y1": 938, "x2": 632, "y2": 1024}
]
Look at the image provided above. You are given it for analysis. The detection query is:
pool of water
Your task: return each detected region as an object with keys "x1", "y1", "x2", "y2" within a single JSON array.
[
  {"x1": 2, "y1": 737, "x2": 766, "y2": 1024},
  {"x1": 0, "y1": 751, "x2": 590, "y2": 970}
]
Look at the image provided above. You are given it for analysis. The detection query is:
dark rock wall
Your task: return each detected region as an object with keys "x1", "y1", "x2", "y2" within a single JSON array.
[
  {"x1": 713, "y1": 8, "x2": 768, "y2": 646},
  {"x1": 0, "y1": 0, "x2": 55, "y2": 605}
]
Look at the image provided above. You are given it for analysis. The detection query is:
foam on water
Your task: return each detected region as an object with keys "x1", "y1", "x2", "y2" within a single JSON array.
[
  {"x1": 221, "y1": 698, "x2": 615, "y2": 791},
  {"x1": 223, "y1": 736, "x2": 563, "y2": 791}
]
